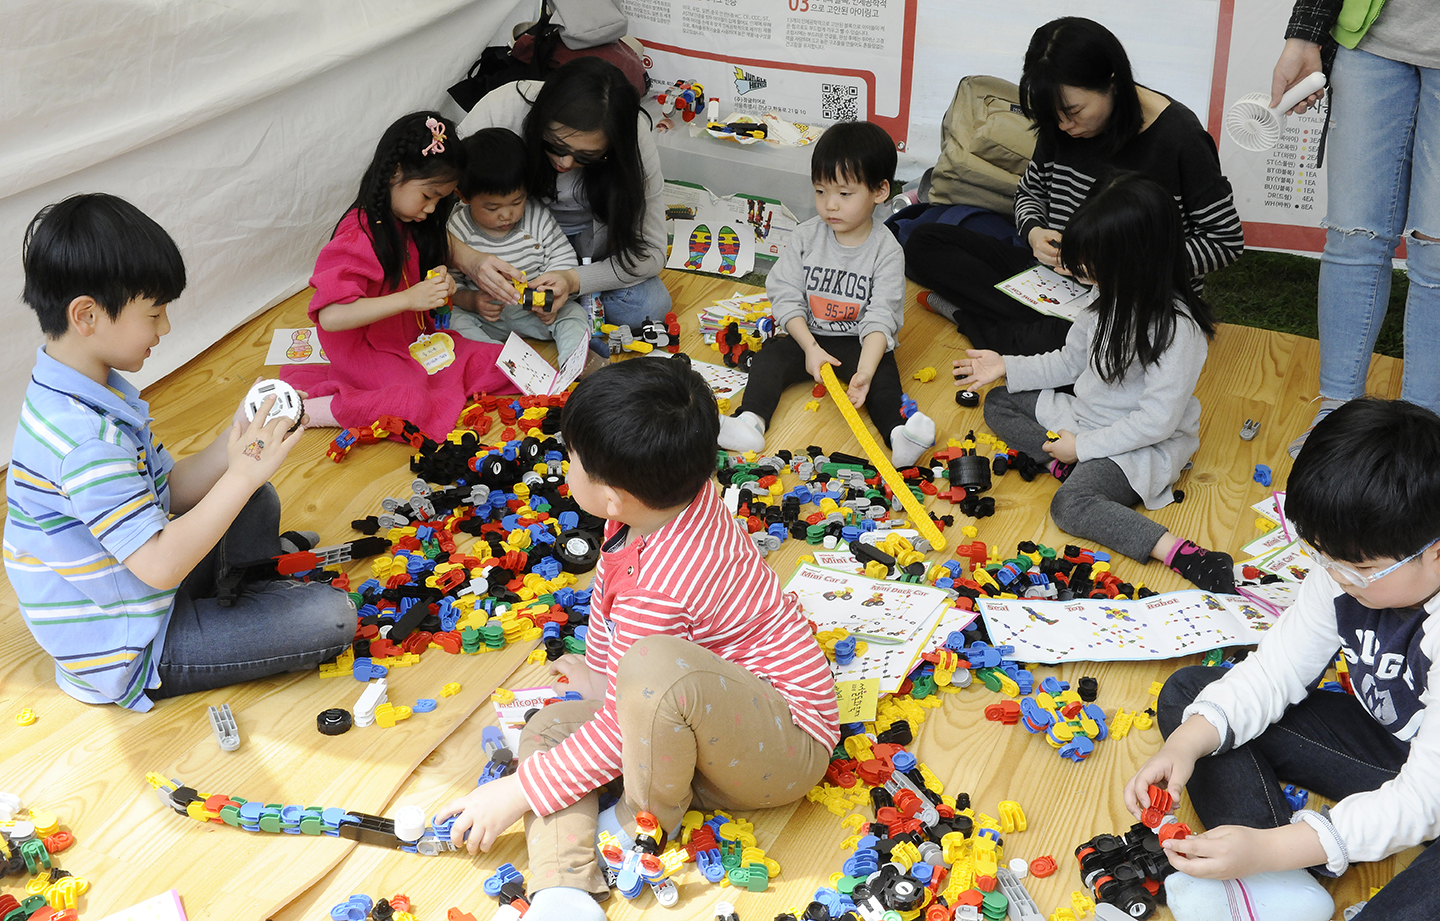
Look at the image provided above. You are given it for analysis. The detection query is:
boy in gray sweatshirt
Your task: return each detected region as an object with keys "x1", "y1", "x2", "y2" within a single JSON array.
[{"x1": 719, "y1": 121, "x2": 935, "y2": 466}]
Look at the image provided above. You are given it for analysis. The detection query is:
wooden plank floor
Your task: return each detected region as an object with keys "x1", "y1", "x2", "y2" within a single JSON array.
[{"x1": 0, "y1": 269, "x2": 1404, "y2": 921}]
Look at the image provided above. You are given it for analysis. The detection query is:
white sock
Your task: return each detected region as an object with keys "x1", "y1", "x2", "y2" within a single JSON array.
[
  {"x1": 526, "y1": 886, "x2": 606, "y2": 921},
  {"x1": 595, "y1": 802, "x2": 636, "y2": 851},
  {"x1": 718, "y1": 411, "x2": 766, "y2": 453},
  {"x1": 1165, "y1": 869, "x2": 1334, "y2": 921},
  {"x1": 891, "y1": 412, "x2": 936, "y2": 468}
]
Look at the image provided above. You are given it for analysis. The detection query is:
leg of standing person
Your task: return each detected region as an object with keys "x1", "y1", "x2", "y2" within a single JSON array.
[
  {"x1": 1398, "y1": 63, "x2": 1440, "y2": 412},
  {"x1": 1303, "y1": 48, "x2": 1419, "y2": 458},
  {"x1": 597, "y1": 276, "x2": 673, "y2": 331},
  {"x1": 611, "y1": 634, "x2": 831, "y2": 837},
  {"x1": 722, "y1": 335, "x2": 813, "y2": 452},
  {"x1": 1157, "y1": 666, "x2": 1433, "y2": 921},
  {"x1": 904, "y1": 224, "x2": 1071, "y2": 355},
  {"x1": 150, "y1": 484, "x2": 355, "y2": 699}
]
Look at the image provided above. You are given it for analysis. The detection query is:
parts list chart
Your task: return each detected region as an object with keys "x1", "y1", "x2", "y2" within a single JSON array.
[{"x1": 1261, "y1": 101, "x2": 1327, "y2": 214}]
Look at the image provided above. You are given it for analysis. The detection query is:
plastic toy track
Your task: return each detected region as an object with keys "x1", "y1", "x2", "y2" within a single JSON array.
[{"x1": 818, "y1": 364, "x2": 947, "y2": 551}]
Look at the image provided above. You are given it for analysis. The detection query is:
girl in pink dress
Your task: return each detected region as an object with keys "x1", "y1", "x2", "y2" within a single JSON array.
[{"x1": 285, "y1": 111, "x2": 515, "y2": 439}]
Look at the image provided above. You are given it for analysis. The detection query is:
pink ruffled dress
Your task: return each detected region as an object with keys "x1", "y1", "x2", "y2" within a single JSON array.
[{"x1": 282, "y1": 210, "x2": 516, "y2": 439}]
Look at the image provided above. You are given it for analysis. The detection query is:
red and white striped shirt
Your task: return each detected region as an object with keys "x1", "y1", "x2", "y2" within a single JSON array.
[{"x1": 517, "y1": 482, "x2": 840, "y2": 816}]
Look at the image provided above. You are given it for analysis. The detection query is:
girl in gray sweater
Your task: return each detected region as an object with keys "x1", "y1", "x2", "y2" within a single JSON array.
[{"x1": 954, "y1": 172, "x2": 1234, "y2": 593}]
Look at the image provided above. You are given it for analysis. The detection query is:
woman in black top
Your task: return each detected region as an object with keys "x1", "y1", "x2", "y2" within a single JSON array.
[{"x1": 907, "y1": 17, "x2": 1244, "y2": 355}]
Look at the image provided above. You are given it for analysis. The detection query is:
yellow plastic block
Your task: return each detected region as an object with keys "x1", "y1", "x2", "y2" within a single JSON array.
[
  {"x1": 819, "y1": 363, "x2": 946, "y2": 550},
  {"x1": 997, "y1": 800, "x2": 1027, "y2": 833},
  {"x1": 1071, "y1": 890, "x2": 1096, "y2": 918},
  {"x1": 439, "y1": 682, "x2": 462, "y2": 697},
  {"x1": 804, "y1": 400, "x2": 820, "y2": 412},
  {"x1": 913, "y1": 367, "x2": 937, "y2": 382}
]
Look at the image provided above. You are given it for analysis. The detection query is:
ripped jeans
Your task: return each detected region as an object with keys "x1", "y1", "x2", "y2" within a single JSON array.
[{"x1": 1319, "y1": 45, "x2": 1440, "y2": 411}]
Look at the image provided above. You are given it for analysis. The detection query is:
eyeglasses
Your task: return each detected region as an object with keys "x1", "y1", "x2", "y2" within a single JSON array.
[
  {"x1": 541, "y1": 137, "x2": 608, "y2": 167},
  {"x1": 1301, "y1": 537, "x2": 1440, "y2": 588}
]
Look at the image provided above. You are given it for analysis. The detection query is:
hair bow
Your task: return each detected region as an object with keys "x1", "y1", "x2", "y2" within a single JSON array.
[{"x1": 422, "y1": 117, "x2": 447, "y2": 156}]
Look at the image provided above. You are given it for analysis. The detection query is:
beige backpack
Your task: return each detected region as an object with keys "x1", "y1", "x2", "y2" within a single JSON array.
[{"x1": 927, "y1": 75, "x2": 1037, "y2": 215}]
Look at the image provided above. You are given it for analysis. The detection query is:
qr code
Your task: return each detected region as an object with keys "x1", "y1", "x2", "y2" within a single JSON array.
[{"x1": 821, "y1": 83, "x2": 859, "y2": 121}]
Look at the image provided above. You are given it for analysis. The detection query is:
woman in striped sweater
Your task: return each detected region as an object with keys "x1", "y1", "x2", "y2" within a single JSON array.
[{"x1": 908, "y1": 17, "x2": 1244, "y2": 357}]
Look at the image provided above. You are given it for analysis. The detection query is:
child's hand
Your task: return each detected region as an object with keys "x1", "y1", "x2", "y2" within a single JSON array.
[
  {"x1": 804, "y1": 345, "x2": 842, "y2": 383},
  {"x1": 847, "y1": 368, "x2": 873, "y2": 408},
  {"x1": 223, "y1": 398, "x2": 305, "y2": 487},
  {"x1": 477, "y1": 300, "x2": 506, "y2": 322},
  {"x1": 1028, "y1": 227, "x2": 1063, "y2": 268},
  {"x1": 550, "y1": 654, "x2": 605, "y2": 699},
  {"x1": 1162, "y1": 826, "x2": 1273, "y2": 879},
  {"x1": 952, "y1": 349, "x2": 1005, "y2": 389},
  {"x1": 408, "y1": 267, "x2": 454, "y2": 312},
  {"x1": 530, "y1": 297, "x2": 561, "y2": 326},
  {"x1": 1042, "y1": 429, "x2": 1078, "y2": 464},
  {"x1": 1123, "y1": 748, "x2": 1196, "y2": 822},
  {"x1": 435, "y1": 773, "x2": 530, "y2": 855}
]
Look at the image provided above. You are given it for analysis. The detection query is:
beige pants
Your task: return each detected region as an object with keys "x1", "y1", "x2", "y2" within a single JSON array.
[{"x1": 518, "y1": 634, "x2": 832, "y2": 893}]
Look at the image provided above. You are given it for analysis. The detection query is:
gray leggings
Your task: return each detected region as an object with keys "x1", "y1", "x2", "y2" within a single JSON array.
[{"x1": 983, "y1": 386, "x2": 1166, "y2": 562}]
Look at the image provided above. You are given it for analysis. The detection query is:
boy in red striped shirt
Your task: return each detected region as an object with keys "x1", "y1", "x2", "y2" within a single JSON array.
[{"x1": 439, "y1": 356, "x2": 839, "y2": 917}]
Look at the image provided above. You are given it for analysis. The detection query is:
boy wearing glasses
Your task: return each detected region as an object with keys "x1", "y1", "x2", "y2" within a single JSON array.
[{"x1": 1125, "y1": 398, "x2": 1440, "y2": 919}]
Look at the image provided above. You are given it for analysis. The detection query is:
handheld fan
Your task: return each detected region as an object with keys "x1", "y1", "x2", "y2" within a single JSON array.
[{"x1": 1225, "y1": 71, "x2": 1327, "y2": 151}]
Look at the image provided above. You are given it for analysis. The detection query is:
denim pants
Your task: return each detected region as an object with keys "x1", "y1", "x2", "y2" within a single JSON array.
[
  {"x1": 518, "y1": 635, "x2": 830, "y2": 894},
  {"x1": 1159, "y1": 666, "x2": 1440, "y2": 918},
  {"x1": 1318, "y1": 45, "x2": 1440, "y2": 411},
  {"x1": 595, "y1": 275, "x2": 672, "y2": 331},
  {"x1": 150, "y1": 483, "x2": 354, "y2": 699}
]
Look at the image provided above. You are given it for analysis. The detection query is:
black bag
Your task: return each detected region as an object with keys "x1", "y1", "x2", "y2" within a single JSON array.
[{"x1": 447, "y1": 10, "x2": 562, "y2": 112}]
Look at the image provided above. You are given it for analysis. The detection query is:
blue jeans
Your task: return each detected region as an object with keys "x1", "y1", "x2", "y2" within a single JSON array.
[
  {"x1": 1318, "y1": 45, "x2": 1440, "y2": 411},
  {"x1": 597, "y1": 275, "x2": 672, "y2": 331},
  {"x1": 150, "y1": 483, "x2": 354, "y2": 699},
  {"x1": 1159, "y1": 666, "x2": 1440, "y2": 918}
]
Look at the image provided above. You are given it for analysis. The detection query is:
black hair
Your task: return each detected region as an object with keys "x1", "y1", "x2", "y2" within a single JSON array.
[
  {"x1": 458, "y1": 128, "x2": 528, "y2": 200},
  {"x1": 1287, "y1": 399, "x2": 1440, "y2": 564},
  {"x1": 1020, "y1": 17, "x2": 1144, "y2": 157},
  {"x1": 1060, "y1": 171, "x2": 1216, "y2": 384},
  {"x1": 810, "y1": 120, "x2": 896, "y2": 195},
  {"x1": 517, "y1": 58, "x2": 652, "y2": 273},
  {"x1": 346, "y1": 111, "x2": 465, "y2": 290},
  {"x1": 560, "y1": 355, "x2": 719, "y2": 509},
  {"x1": 22, "y1": 193, "x2": 186, "y2": 339}
]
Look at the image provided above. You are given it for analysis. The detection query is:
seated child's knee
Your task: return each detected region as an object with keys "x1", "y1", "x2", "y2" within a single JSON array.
[
  {"x1": 1048, "y1": 486, "x2": 1085, "y2": 532},
  {"x1": 1156, "y1": 665, "x2": 1226, "y2": 736},
  {"x1": 616, "y1": 634, "x2": 693, "y2": 686}
]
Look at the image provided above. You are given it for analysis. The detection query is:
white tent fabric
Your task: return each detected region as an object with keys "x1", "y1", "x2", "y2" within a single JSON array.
[{"x1": 0, "y1": 0, "x2": 532, "y2": 465}]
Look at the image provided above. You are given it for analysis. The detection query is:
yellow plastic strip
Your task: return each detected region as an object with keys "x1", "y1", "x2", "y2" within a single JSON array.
[{"x1": 818, "y1": 364, "x2": 947, "y2": 551}]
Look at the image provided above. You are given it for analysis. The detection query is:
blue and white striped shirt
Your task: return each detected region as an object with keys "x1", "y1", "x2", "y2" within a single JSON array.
[{"x1": 4, "y1": 346, "x2": 176, "y2": 710}]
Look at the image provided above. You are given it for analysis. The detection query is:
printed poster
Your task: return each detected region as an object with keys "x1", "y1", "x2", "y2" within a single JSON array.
[
  {"x1": 624, "y1": 0, "x2": 918, "y2": 147},
  {"x1": 667, "y1": 219, "x2": 756, "y2": 277}
]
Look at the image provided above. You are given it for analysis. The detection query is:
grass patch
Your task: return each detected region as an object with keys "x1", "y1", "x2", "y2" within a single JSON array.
[{"x1": 1205, "y1": 251, "x2": 1408, "y2": 358}]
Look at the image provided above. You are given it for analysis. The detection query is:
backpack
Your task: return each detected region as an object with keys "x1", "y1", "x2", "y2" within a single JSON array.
[
  {"x1": 927, "y1": 75, "x2": 1037, "y2": 215},
  {"x1": 447, "y1": 0, "x2": 644, "y2": 112}
]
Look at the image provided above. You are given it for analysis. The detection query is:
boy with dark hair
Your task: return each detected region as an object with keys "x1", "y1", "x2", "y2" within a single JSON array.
[
  {"x1": 720, "y1": 120, "x2": 935, "y2": 466},
  {"x1": 446, "y1": 127, "x2": 589, "y2": 364},
  {"x1": 1126, "y1": 398, "x2": 1440, "y2": 919},
  {"x1": 436, "y1": 357, "x2": 838, "y2": 921},
  {"x1": 5, "y1": 193, "x2": 353, "y2": 711}
]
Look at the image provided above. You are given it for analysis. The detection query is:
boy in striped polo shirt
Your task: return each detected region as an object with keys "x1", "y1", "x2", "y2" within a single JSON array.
[
  {"x1": 4, "y1": 194, "x2": 353, "y2": 711},
  {"x1": 437, "y1": 357, "x2": 839, "y2": 919},
  {"x1": 447, "y1": 127, "x2": 596, "y2": 367}
]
